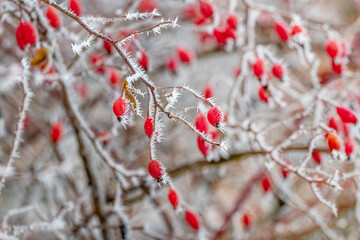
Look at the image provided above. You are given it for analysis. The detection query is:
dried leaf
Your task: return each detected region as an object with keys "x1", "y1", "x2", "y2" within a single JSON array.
[{"x1": 30, "y1": 47, "x2": 48, "y2": 66}]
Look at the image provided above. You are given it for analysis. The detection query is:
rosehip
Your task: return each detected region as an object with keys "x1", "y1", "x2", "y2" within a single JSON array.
[
  {"x1": 252, "y1": 58, "x2": 264, "y2": 79},
  {"x1": 112, "y1": 97, "x2": 128, "y2": 119},
  {"x1": 144, "y1": 117, "x2": 154, "y2": 138},
  {"x1": 345, "y1": 138, "x2": 354, "y2": 157},
  {"x1": 203, "y1": 84, "x2": 214, "y2": 99},
  {"x1": 195, "y1": 113, "x2": 208, "y2": 134},
  {"x1": 336, "y1": 106, "x2": 357, "y2": 124},
  {"x1": 69, "y1": 0, "x2": 82, "y2": 16},
  {"x1": 199, "y1": 0, "x2": 214, "y2": 19},
  {"x1": 138, "y1": 0, "x2": 157, "y2": 13},
  {"x1": 177, "y1": 47, "x2": 194, "y2": 64},
  {"x1": 274, "y1": 22, "x2": 289, "y2": 42},
  {"x1": 109, "y1": 69, "x2": 121, "y2": 87},
  {"x1": 50, "y1": 121, "x2": 62, "y2": 143},
  {"x1": 312, "y1": 151, "x2": 321, "y2": 164},
  {"x1": 327, "y1": 133, "x2": 341, "y2": 152},
  {"x1": 281, "y1": 167, "x2": 289, "y2": 178},
  {"x1": 261, "y1": 176, "x2": 271, "y2": 193},
  {"x1": 90, "y1": 53, "x2": 105, "y2": 74},
  {"x1": 272, "y1": 63, "x2": 283, "y2": 79},
  {"x1": 46, "y1": 6, "x2": 61, "y2": 29},
  {"x1": 168, "y1": 188, "x2": 180, "y2": 208},
  {"x1": 331, "y1": 60, "x2": 342, "y2": 75},
  {"x1": 258, "y1": 85, "x2": 269, "y2": 103},
  {"x1": 242, "y1": 213, "x2": 252, "y2": 228},
  {"x1": 326, "y1": 40, "x2": 339, "y2": 59},
  {"x1": 103, "y1": 40, "x2": 112, "y2": 55},
  {"x1": 148, "y1": 160, "x2": 163, "y2": 180},
  {"x1": 16, "y1": 21, "x2": 38, "y2": 50},
  {"x1": 197, "y1": 136, "x2": 210, "y2": 156},
  {"x1": 226, "y1": 14, "x2": 238, "y2": 29},
  {"x1": 137, "y1": 51, "x2": 149, "y2": 70},
  {"x1": 291, "y1": 24, "x2": 302, "y2": 36},
  {"x1": 166, "y1": 56, "x2": 178, "y2": 74},
  {"x1": 185, "y1": 210, "x2": 201, "y2": 230},
  {"x1": 207, "y1": 106, "x2": 222, "y2": 127},
  {"x1": 328, "y1": 116, "x2": 340, "y2": 132}
]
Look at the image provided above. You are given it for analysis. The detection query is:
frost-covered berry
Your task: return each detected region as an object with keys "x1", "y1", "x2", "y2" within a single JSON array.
[
  {"x1": 168, "y1": 188, "x2": 180, "y2": 208},
  {"x1": 327, "y1": 133, "x2": 341, "y2": 152},
  {"x1": 46, "y1": 6, "x2": 61, "y2": 29},
  {"x1": 195, "y1": 113, "x2": 208, "y2": 134},
  {"x1": 226, "y1": 14, "x2": 238, "y2": 29},
  {"x1": 138, "y1": 0, "x2": 157, "y2": 13},
  {"x1": 148, "y1": 160, "x2": 163, "y2": 180},
  {"x1": 261, "y1": 176, "x2": 271, "y2": 193},
  {"x1": 177, "y1": 47, "x2": 194, "y2": 64},
  {"x1": 166, "y1": 56, "x2": 178, "y2": 74},
  {"x1": 112, "y1": 97, "x2": 128, "y2": 119},
  {"x1": 137, "y1": 51, "x2": 149, "y2": 70},
  {"x1": 272, "y1": 63, "x2": 283, "y2": 79},
  {"x1": 242, "y1": 213, "x2": 252, "y2": 228},
  {"x1": 312, "y1": 151, "x2": 321, "y2": 164},
  {"x1": 207, "y1": 106, "x2": 222, "y2": 127},
  {"x1": 252, "y1": 58, "x2": 264, "y2": 79},
  {"x1": 345, "y1": 138, "x2": 354, "y2": 157},
  {"x1": 69, "y1": 0, "x2": 82, "y2": 16},
  {"x1": 109, "y1": 69, "x2": 121, "y2": 87},
  {"x1": 291, "y1": 24, "x2": 302, "y2": 36},
  {"x1": 274, "y1": 22, "x2": 289, "y2": 42},
  {"x1": 336, "y1": 106, "x2": 357, "y2": 124},
  {"x1": 50, "y1": 121, "x2": 62, "y2": 143},
  {"x1": 144, "y1": 117, "x2": 154, "y2": 138},
  {"x1": 197, "y1": 136, "x2": 210, "y2": 156},
  {"x1": 258, "y1": 85, "x2": 269, "y2": 103},
  {"x1": 203, "y1": 84, "x2": 214, "y2": 99},
  {"x1": 16, "y1": 21, "x2": 38, "y2": 50},
  {"x1": 326, "y1": 40, "x2": 339, "y2": 59},
  {"x1": 199, "y1": 0, "x2": 214, "y2": 19},
  {"x1": 185, "y1": 210, "x2": 201, "y2": 230},
  {"x1": 328, "y1": 116, "x2": 340, "y2": 132}
]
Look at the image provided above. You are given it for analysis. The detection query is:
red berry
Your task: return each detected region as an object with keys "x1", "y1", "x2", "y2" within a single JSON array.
[
  {"x1": 144, "y1": 117, "x2": 154, "y2": 138},
  {"x1": 46, "y1": 6, "x2": 61, "y2": 29},
  {"x1": 203, "y1": 84, "x2": 214, "y2": 99},
  {"x1": 224, "y1": 27, "x2": 236, "y2": 40},
  {"x1": 199, "y1": 0, "x2": 214, "y2": 19},
  {"x1": 242, "y1": 213, "x2": 252, "y2": 228},
  {"x1": 148, "y1": 160, "x2": 163, "y2": 180},
  {"x1": 137, "y1": 51, "x2": 149, "y2": 70},
  {"x1": 327, "y1": 133, "x2": 341, "y2": 152},
  {"x1": 281, "y1": 167, "x2": 289, "y2": 178},
  {"x1": 252, "y1": 58, "x2": 264, "y2": 78},
  {"x1": 331, "y1": 60, "x2": 342, "y2": 75},
  {"x1": 226, "y1": 14, "x2": 238, "y2": 29},
  {"x1": 272, "y1": 63, "x2": 283, "y2": 79},
  {"x1": 103, "y1": 40, "x2": 112, "y2": 55},
  {"x1": 195, "y1": 113, "x2": 208, "y2": 134},
  {"x1": 261, "y1": 176, "x2": 271, "y2": 193},
  {"x1": 328, "y1": 116, "x2": 340, "y2": 132},
  {"x1": 345, "y1": 138, "x2": 355, "y2": 157},
  {"x1": 69, "y1": 0, "x2": 82, "y2": 16},
  {"x1": 197, "y1": 136, "x2": 210, "y2": 156},
  {"x1": 291, "y1": 24, "x2": 302, "y2": 36},
  {"x1": 258, "y1": 85, "x2": 269, "y2": 103},
  {"x1": 312, "y1": 151, "x2": 321, "y2": 164},
  {"x1": 90, "y1": 53, "x2": 105, "y2": 74},
  {"x1": 234, "y1": 66, "x2": 241, "y2": 78},
  {"x1": 185, "y1": 210, "x2": 201, "y2": 230},
  {"x1": 213, "y1": 27, "x2": 227, "y2": 45},
  {"x1": 336, "y1": 106, "x2": 357, "y2": 124},
  {"x1": 138, "y1": 0, "x2": 157, "y2": 13},
  {"x1": 166, "y1": 56, "x2": 178, "y2": 74},
  {"x1": 109, "y1": 69, "x2": 121, "y2": 87},
  {"x1": 16, "y1": 21, "x2": 38, "y2": 50},
  {"x1": 168, "y1": 188, "x2": 180, "y2": 208},
  {"x1": 177, "y1": 47, "x2": 194, "y2": 64},
  {"x1": 326, "y1": 40, "x2": 339, "y2": 59},
  {"x1": 50, "y1": 121, "x2": 62, "y2": 143},
  {"x1": 112, "y1": 97, "x2": 128, "y2": 118},
  {"x1": 207, "y1": 106, "x2": 222, "y2": 127},
  {"x1": 274, "y1": 22, "x2": 289, "y2": 42}
]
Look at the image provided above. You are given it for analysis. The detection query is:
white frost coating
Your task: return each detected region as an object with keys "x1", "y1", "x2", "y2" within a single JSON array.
[
  {"x1": 0, "y1": 58, "x2": 33, "y2": 196},
  {"x1": 71, "y1": 35, "x2": 96, "y2": 55},
  {"x1": 311, "y1": 183, "x2": 338, "y2": 216}
]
